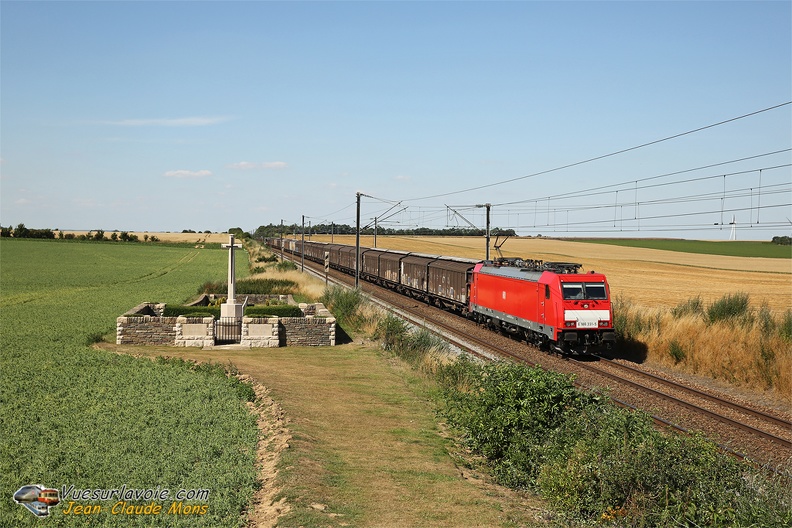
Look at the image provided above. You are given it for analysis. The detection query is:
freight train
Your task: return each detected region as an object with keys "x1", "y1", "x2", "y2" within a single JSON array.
[{"x1": 267, "y1": 238, "x2": 616, "y2": 353}]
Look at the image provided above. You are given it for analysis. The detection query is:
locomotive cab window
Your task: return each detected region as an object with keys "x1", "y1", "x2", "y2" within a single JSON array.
[
  {"x1": 562, "y1": 283, "x2": 607, "y2": 300},
  {"x1": 585, "y1": 284, "x2": 607, "y2": 300},
  {"x1": 562, "y1": 284, "x2": 584, "y2": 300}
]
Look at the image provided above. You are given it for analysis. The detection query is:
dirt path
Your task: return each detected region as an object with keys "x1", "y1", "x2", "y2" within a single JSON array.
[{"x1": 238, "y1": 375, "x2": 291, "y2": 527}]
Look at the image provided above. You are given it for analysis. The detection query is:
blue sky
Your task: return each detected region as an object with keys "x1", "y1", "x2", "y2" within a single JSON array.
[{"x1": 1, "y1": 1, "x2": 790, "y2": 239}]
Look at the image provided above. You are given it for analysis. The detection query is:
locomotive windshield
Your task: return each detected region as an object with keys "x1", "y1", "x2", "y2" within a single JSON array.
[{"x1": 562, "y1": 283, "x2": 608, "y2": 300}]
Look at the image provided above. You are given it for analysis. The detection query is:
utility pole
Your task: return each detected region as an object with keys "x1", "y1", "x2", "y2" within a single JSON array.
[
  {"x1": 355, "y1": 192, "x2": 361, "y2": 288},
  {"x1": 280, "y1": 218, "x2": 284, "y2": 262},
  {"x1": 485, "y1": 203, "x2": 491, "y2": 261},
  {"x1": 301, "y1": 215, "x2": 305, "y2": 273},
  {"x1": 331, "y1": 222, "x2": 335, "y2": 243},
  {"x1": 374, "y1": 217, "x2": 378, "y2": 248},
  {"x1": 474, "y1": 203, "x2": 492, "y2": 260}
]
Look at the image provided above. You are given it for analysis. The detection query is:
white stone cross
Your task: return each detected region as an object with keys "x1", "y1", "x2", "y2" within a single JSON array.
[{"x1": 221, "y1": 234, "x2": 243, "y2": 318}]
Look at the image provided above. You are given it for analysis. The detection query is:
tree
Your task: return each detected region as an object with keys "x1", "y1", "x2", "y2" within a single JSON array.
[{"x1": 14, "y1": 223, "x2": 30, "y2": 238}]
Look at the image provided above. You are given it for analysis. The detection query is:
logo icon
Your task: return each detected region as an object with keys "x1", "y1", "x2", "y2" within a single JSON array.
[{"x1": 13, "y1": 485, "x2": 59, "y2": 517}]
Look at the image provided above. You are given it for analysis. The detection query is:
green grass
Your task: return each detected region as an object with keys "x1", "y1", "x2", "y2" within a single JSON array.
[
  {"x1": 570, "y1": 238, "x2": 792, "y2": 258},
  {"x1": 0, "y1": 239, "x2": 256, "y2": 527},
  {"x1": 153, "y1": 345, "x2": 547, "y2": 527}
]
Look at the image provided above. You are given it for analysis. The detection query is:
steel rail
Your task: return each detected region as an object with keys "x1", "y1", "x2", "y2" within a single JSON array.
[{"x1": 590, "y1": 354, "x2": 792, "y2": 431}]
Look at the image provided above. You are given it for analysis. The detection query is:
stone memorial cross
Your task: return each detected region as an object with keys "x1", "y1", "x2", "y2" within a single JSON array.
[{"x1": 220, "y1": 234, "x2": 244, "y2": 318}]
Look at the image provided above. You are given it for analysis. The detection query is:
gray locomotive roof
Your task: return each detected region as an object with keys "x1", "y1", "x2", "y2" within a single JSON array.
[{"x1": 478, "y1": 265, "x2": 545, "y2": 282}]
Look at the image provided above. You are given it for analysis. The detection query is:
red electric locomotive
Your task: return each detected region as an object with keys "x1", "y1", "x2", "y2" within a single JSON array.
[{"x1": 469, "y1": 258, "x2": 615, "y2": 353}]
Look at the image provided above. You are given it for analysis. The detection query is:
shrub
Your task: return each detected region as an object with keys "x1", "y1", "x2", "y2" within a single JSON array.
[
  {"x1": 671, "y1": 296, "x2": 704, "y2": 318},
  {"x1": 668, "y1": 340, "x2": 686, "y2": 364},
  {"x1": 245, "y1": 305, "x2": 303, "y2": 318},
  {"x1": 442, "y1": 361, "x2": 595, "y2": 489},
  {"x1": 275, "y1": 260, "x2": 297, "y2": 272},
  {"x1": 397, "y1": 327, "x2": 448, "y2": 366},
  {"x1": 162, "y1": 305, "x2": 220, "y2": 318},
  {"x1": 707, "y1": 292, "x2": 751, "y2": 324},
  {"x1": 374, "y1": 314, "x2": 409, "y2": 351},
  {"x1": 779, "y1": 309, "x2": 792, "y2": 342},
  {"x1": 320, "y1": 286, "x2": 365, "y2": 331},
  {"x1": 198, "y1": 278, "x2": 298, "y2": 295}
]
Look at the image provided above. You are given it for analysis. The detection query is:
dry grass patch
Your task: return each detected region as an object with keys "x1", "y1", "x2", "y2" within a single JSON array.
[{"x1": 615, "y1": 297, "x2": 792, "y2": 402}]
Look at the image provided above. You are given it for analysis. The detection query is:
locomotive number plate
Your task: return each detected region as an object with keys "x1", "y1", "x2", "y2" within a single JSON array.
[{"x1": 577, "y1": 320, "x2": 597, "y2": 328}]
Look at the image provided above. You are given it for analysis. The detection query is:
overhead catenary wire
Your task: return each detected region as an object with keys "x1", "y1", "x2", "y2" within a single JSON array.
[
  {"x1": 309, "y1": 104, "x2": 790, "y2": 237},
  {"x1": 493, "y1": 150, "x2": 791, "y2": 206},
  {"x1": 395, "y1": 102, "x2": 792, "y2": 203}
]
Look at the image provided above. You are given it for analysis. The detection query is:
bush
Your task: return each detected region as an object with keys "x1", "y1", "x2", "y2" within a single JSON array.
[
  {"x1": 198, "y1": 278, "x2": 298, "y2": 295},
  {"x1": 442, "y1": 361, "x2": 596, "y2": 489},
  {"x1": 162, "y1": 305, "x2": 220, "y2": 318},
  {"x1": 375, "y1": 314, "x2": 409, "y2": 351},
  {"x1": 275, "y1": 260, "x2": 297, "y2": 272},
  {"x1": 245, "y1": 305, "x2": 303, "y2": 318},
  {"x1": 671, "y1": 296, "x2": 704, "y2": 318},
  {"x1": 707, "y1": 292, "x2": 751, "y2": 324},
  {"x1": 320, "y1": 286, "x2": 365, "y2": 330},
  {"x1": 779, "y1": 309, "x2": 792, "y2": 342},
  {"x1": 668, "y1": 340, "x2": 686, "y2": 363}
]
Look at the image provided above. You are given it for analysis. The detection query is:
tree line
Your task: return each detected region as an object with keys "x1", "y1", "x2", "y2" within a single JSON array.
[
  {"x1": 249, "y1": 223, "x2": 517, "y2": 240},
  {"x1": 0, "y1": 224, "x2": 159, "y2": 242}
]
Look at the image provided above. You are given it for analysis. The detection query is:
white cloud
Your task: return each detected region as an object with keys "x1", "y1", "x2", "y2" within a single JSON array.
[
  {"x1": 15, "y1": 198, "x2": 32, "y2": 205},
  {"x1": 394, "y1": 174, "x2": 412, "y2": 182},
  {"x1": 163, "y1": 169, "x2": 212, "y2": 179},
  {"x1": 227, "y1": 161, "x2": 288, "y2": 170},
  {"x1": 101, "y1": 116, "x2": 232, "y2": 127}
]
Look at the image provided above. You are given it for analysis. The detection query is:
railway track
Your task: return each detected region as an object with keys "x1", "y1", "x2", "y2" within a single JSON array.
[
  {"x1": 293, "y1": 255, "x2": 792, "y2": 469},
  {"x1": 576, "y1": 356, "x2": 792, "y2": 456}
]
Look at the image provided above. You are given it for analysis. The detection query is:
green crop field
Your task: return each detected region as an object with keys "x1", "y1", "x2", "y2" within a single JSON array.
[
  {"x1": 0, "y1": 239, "x2": 256, "y2": 527},
  {"x1": 569, "y1": 238, "x2": 792, "y2": 258}
]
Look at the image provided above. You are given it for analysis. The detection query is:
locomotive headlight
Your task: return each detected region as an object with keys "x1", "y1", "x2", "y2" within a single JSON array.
[
  {"x1": 599, "y1": 320, "x2": 609, "y2": 327},
  {"x1": 565, "y1": 321, "x2": 576, "y2": 327}
]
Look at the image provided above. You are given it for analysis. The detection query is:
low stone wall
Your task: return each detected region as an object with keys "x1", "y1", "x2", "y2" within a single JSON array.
[
  {"x1": 116, "y1": 302, "x2": 336, "y2": 348},
  {"x1": 281, "y1": 316, "x2": 336, "y2": 347},
  {"x1": 117, "y1": 315, "x2": 178, "y2": 346}
]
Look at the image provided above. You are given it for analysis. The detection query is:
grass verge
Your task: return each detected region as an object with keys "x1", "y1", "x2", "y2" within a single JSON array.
[{"x1": 128, "y1": 344, "x2": 549, "y2": 527}]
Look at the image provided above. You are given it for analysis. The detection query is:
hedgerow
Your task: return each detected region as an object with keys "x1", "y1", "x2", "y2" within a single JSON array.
[
  {"x1": 437, "y1": 359, "x2": 791, "y2": 526},
  {"x1": 198, "y1": 277, "x2": 298, "y2": 295}
]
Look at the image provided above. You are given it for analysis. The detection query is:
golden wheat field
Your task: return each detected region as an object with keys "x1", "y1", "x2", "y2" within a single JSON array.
[{"x1": 308, "y1": 235, "x2": 792, "y2": 314}]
